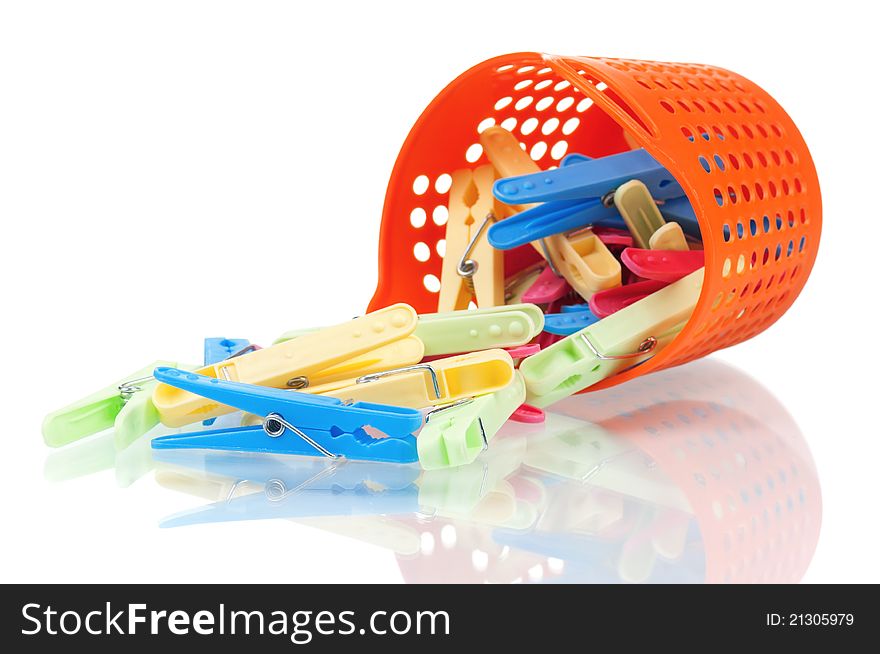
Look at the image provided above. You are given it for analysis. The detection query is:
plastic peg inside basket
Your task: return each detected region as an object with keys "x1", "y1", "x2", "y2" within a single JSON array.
[
  {"x1": 589, "y1": 279, "x2": 670, "y2": 318},
  {"x1": 622, "y1": 248, "x2": 705, "y2": 283}
]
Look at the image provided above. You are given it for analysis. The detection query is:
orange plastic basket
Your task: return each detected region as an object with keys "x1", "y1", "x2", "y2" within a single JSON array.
[{"x1": 368, "y1": 53, "x2": 821, "y2": 391}]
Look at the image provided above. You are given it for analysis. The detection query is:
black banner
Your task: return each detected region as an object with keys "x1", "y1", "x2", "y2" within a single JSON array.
[{"x1": 0, "y1": 584, "x2": 872, "y2": 651}]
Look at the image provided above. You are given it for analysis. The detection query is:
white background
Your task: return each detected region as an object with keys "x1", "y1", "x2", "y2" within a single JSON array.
[{"x1": 0, "y1": 0, "x2": 876, "y2": 583}]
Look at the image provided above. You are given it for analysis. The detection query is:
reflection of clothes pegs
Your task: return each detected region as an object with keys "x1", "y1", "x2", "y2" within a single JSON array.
[
  {"x1": 621, "y1": 248, "x2": 705, "y2": 283},
  {"x1": 42, "y1": 360, "x2": 189, "y2": 449},
  {"x1": 487, "y1": 148, "x2": 680, "y2": 250},
  {"x1": 439, "y1": 165, "x2": 506, "y2": 311},
  {"x1": 520, "y1": 269, "x2": 704, "y2": 407},
  {"x1": 543, "y1": 306, "x2": 600, "y2": 335},
  {"x1": 521, "y1": 266, "x2": 570, "y2": 304},
  {"x1": 554, "y1": 227, "x2": 622, "y2": 300},
  {"x1": 150, "y1": 368, "x2": 423, "y2": 463},
  {"x1": 274, "y1": 305, "x2": 542, "y2": 358},
  {"x1": 153, "y1": 304, "x2": 419, "y2": 427},
  {"x1": 307, "y1": 349, "x2": 516, "y2": 409},
  {"x1": 417, "y1": 372, "x2": 526, "y2": 470},
  {"x1": 589, "y1": 279, "x2": 669, "y2": 318}
]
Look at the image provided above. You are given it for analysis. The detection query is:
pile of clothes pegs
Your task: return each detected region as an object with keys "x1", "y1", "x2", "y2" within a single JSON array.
[{"x1": 42, "y1": 127, "x2": 704, "y2": 471}]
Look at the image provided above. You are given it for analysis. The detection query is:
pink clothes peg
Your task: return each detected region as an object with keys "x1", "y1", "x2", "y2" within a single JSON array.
[
  {"x1": 621, "y1": 248, "x2": 705, "y2": 283},
  {"x1": 589, "y1": 279, "x2": 669, "y2": 318},
  {"x1": 522, "y1": 266, "x2": 570, "y2": 304}
]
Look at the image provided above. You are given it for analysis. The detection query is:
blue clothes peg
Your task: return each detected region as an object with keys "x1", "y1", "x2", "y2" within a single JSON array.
[
  {"x1": 658, "y1": 195, "x2": 701, "y2": 238},
  {"x1": 204, "y1": 338, "x2": 252, "y2": 365},
  {"x1": 488, "y1": 149, "x2": 684, "y2": 250},
  {"x1": 150, "y1": 368, "x2": 422, "y2": 463},
  {"x1": 543, "y1": 307, "x2": 601, "y2": 336},
  {"x1": 561, "y1": 303, "x2": 589, "y2": 313}
]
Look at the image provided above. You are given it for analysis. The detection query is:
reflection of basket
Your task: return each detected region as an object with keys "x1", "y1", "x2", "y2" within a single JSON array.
[{"x1": 369, "y1": 53, "x2": 821, "y2": 391}]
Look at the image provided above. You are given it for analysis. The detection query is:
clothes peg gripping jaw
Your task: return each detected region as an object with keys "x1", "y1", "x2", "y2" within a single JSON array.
[
  {"x1": 153, "y1": 304, "x2": 419, "y2": 427},
  {"x1": 417, "y1": 372, "x2": 527, "y2": 470},
  {"x1": 438, "y1": 165, "x2": 505, "y2": 311},
  {"x1": 149, "y1": 368, "x2": 424, "y2": 463}
]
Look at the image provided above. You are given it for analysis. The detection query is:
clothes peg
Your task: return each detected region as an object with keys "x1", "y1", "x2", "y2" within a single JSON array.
[
  {"x1": 480, "y1": 127, "x2": 569, "y2": 268},
  {"x1": 510, "y1": 404, "x2": 545, "y2": 423},
  {"x1": 438, "y1": 165, "x2": 505, "y2": 311},
  {"x1": 593, "y1": 227, "x2": 634, "y2": 248},
  {"x1": 613, "y1": 179, "x2": 669, "y2": 249},
  {"x1": 658, "y1": 195, "x2": 701, "y2": 238},
  {"x1": 150, "y1": 368, "x2": 423, "y2": 463},
  {"x1": 413, "y1": 304, "x2": 543, "y2": 356},
  {"x1": 203, "y1": 338, "x2": 253, "y2": 364},
  {"x1": 417, "y1": 372, "x2": 526, "y2": 470},
  {"x1": 487, "y1": 149, "x2": 681, "y2": 250},
  {"x1": 307, "y1": 349, "x2": 516, "y2": 409},
  {"x1": 43, "y1": 360, "x2": 184, "y2": 449},
  {"x1": 520, "y1": 268, "x2": 704, "y2": 407},
  {"x1": 521, "y1": 266, "x2": 570, "y2": 304},
  {"x1": 153, "y1": 304, "x2": 419, "y2": 427},
  {"x1": 504, "y1": 265, "x2": 543, "y2": 304},
  {"x1": 544, "y1": 307, "x2": 600, "y2": 336},
  {"x1": 274, "y1": 304, "x2": 543, "y2": 358},
  {"x1": 589, "y1": 279, "x2": 669, "y2": 318},
  {"x1": 554, "y1": 227, "x2": 622, "y2": 300},
  {"x1": 621, "y1": 248, "x2": 705, "y2": 283},
  {"x1": 648, "y1": 221, "x2": 689, "y2": 251}
]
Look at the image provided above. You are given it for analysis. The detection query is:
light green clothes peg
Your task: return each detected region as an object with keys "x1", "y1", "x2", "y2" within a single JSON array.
[
  {"x1": 417, "y1": 371, "x2": 526, "y2": 470},
  {"x1": 42, "y1": 361, "x2": 194, "y2": 450},
  {"x1": 274, "y1": 304, "x2": 545, "y2": 357},
  {"x1": 520, "y1": 269, "x2": 704, "y2": 407}
]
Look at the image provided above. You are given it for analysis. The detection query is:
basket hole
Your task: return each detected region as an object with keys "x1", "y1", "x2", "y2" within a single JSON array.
[
  {"x1": 515, "y1": 96, "x2": 534, "y2": 110},
  {"x1": 677, "y1": 99, "x2": 691, "y2": 113},
  {"x1": 728, "y1": 154, "x2": 740, "y2": 170},
  {"x1": 536, "y1": 67, "x2": 552, "y2": 76},
  {"x1": 740, "y1": 184, "x2": 751, "y2": 203},
  {"x1": 530, "y1": 141, "x2": 548, "y2": 161},
  {"x1": 556, "y1": 97, "x2": 575, "y2": 112},
  {"x1": 536, "y1": 97, "x2": 554, "y2": 111},
  {"x1": 554, "y1": 80, "x2": 571, "y2": 91},
  {"x1": 756, "y1": 151, "x2": 768, "y2": 167},
  {"x1": 787, "y1": 240, "x2": 795, "y2": 257},
  {"x1": 432, "y1": 205, "x2": 449, "y2": 226},
  {"x1": 713, "y1": 154, "x2": 726, "y2": 171},
  {"x1": 413, "y1": 175, "x2": 430, "y2": 195},
  {"x1": 496, "y1": 64, "x2": 514, "y2": 73},
  {"x1": 410, "y1": 207, "x2": 427, "y2": 228},
  {"x1": 413, "y1": 242, "x2": 431, "y2": 262},
  {"x1": 541, "y1": 117, "x2": 560, "y2": 135},
  {"x1": 534, "y1": 79, "x2": 553, "y2": 91},
  {"x1": 736, "y1": 255, "x2": 746, "y2": 274},
  {"x1": 435, "y1": 240, "x2": 446, "y2": 257},
  {"x1": 755, "y1": 183, "x2": 765, "y2": 200},
  {"x1": 495, "y1": 96, "x2": 513, "y2": 110},
  {"x1": 561, "y1": 117, "x2": 580, "y2": 135},
  {"x1": 520, "y1": 117, "x2": 539, "y2": 135},
  {"x1": 517, "y1": 66, "x2": 535, "y2": 74},
  {"x1": 727, "y1": 186, "x2": 738, "y2": 205},
  {"x1": 763, "y1": 216, "x2": 771, "y2": 233},
  {"x1": 736, "y1": 221, "x2": 745, "y2": 239},
  {"x1": 743, "y1": 153, "x2": 754, "y2": 169},
  {"x1": 514, "y1": 79, "x2": 533, "y2": 90},
  {"x1": 500, "y1": 117, "x2": 517, "y2": 131},
  {"x1": 742, "y1": 124, "x2": 755, "y2": 139},
  {"x1": 423, "y1": 274, "x2": 441, "y2": 293},
  {"x1": 660, "y1": 100, "x2": 675, "y2": 113},
  {"x1": 576, "y1": 98, "x2": 593, "y2": 112},
  {"x1": 681, "y1": 126, "x2": 694, "y2": 141},
  {"x1": 465, "y1": 143, "x2": 483, "y2": 163},
  {"x1": 477, "y1": 117, "x2": 496, "y2": 133},
  {"x1": 727, "y1": 124, "x2": 739, "y2": 139},
  {"x1": 698, "y1": 156, "x2": 711, "y2": 173},
  {"x1": 785, "y1": 150, "x2": 797, "y2": 165},
  {"x1": 550, "y1": 140, "x2": 568, "y2": 160},
  {"x1": 434, "y1": 174, "x2": 452, "y2": 194},
  {"x1": 722, "y1": 258, "x2": 732, "y2": 278},
  {"x1": 749, "y1": 219, "x2": 758, "y2": 236},
  {"x1": 723, "y1": 224, "x2": 731, "y2": 242},
  {"x1": 762, "y1": 248, "x2": 770, "y2": 265},
  {"x1": 714, "y1": 188, "x2": 724, "y2": 207}
]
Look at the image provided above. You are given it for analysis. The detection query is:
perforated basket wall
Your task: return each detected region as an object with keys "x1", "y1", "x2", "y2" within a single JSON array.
[{"x1": 368, "y1": 53, "x2": 821, "y2": 391}]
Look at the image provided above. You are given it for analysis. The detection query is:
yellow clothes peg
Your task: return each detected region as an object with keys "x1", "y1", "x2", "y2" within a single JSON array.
[
  {"x1": 153, "y1": 304, "x2": 419, "y2": 426},
  {"x1": 306, "y1": 349, "x2": 516, "y2": 409},
  {"x1": 438, "y1": 165, "x2": 506, "y2": 311},
  {"x1": 554, "y1": 228, "x2": 622, "y2": 299}
]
